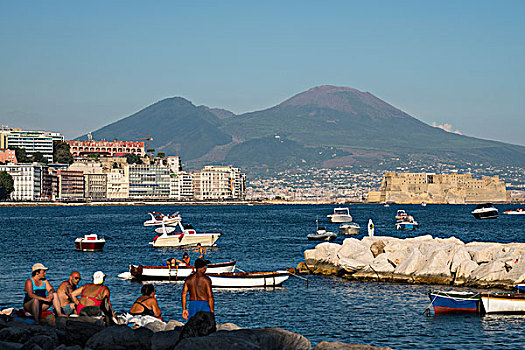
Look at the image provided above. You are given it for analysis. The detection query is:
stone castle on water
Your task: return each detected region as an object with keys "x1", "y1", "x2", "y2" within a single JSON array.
[{"x1": 367, "y1": 171, "x2": 507, "y2": 204}]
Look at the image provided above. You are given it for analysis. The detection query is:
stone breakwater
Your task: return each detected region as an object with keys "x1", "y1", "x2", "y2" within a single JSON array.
[
  {"x1": 0, "y1": 314, "x2": 391, "y2": 350},
  {"x1": 302, "y1": 235, "x2": 525, "y2": 289}
]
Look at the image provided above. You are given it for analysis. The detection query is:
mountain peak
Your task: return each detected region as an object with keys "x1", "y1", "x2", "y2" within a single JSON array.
[{"x1": 279, "y1": 85, "x2": 378, "y2": 113}]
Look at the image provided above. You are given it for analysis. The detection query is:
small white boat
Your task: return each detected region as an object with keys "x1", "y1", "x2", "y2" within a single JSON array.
[
  {"x1": 472, "y1": 203, "x2": 498, "y2": 219},
  {"x1": 395, "y1": 215, "x2": 419, "y2": 230},
  {"x1": 143, "y1": 212, "x2": 181, "y2": 226},
  {"x1": 504, "y1": 208, "x2": 525, "y2": 215},
  {"x1": 150, "y1": 221, "x2": 222, "y2": 247},
  {"x1": 74, "y1": 234, "x2": 105, "y2": 252},
  {"x1": 127, "y1": 260, "x2": 236, "y2": 281},
  {"x1": 421, "y1": 202, "x2": 427, "y2": 207},
  {"x1": 481, "y1": 292, "x2": 525, "y2": 314},
  {"x1": 327, "y1": 207, "x2": 352, "y2": 223},
  {"x1": 395, "y1": 209, "x2": 408, "y2": 221},
  {"x1": 207, "y1": 270, "x2": 290, "y2": 288},
  {"x1": 339, "y1": 222, "x2": 360, "y2": 235},
  {"x1": 307, "y1": 225, "x2": 337, "y2": 241}
]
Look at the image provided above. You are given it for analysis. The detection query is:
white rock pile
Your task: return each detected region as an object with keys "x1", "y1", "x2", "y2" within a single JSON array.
[{"x1": 303, "y1": 235, "x2": 525, "y2": 288}]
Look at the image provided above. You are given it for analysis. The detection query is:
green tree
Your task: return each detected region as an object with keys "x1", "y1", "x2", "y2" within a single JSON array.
[
  {"x1": 32, "y1": 152, "x2": 48, "y2": 164},
  {"x1": 0, "y1": 171, "x2": 15, "y2": 200},
  {"x1": 53, "y1": 141, "x2": 74, "y2": 164},
  {"x1": 125, "y1": 153, "x2": 143, "y2": 164},
  {"x1": 157, "y1": 152, "x2": 165, "y2": 158},
  {"x1": 11, "y1": 147, "x2": 30, "y2": 163}
]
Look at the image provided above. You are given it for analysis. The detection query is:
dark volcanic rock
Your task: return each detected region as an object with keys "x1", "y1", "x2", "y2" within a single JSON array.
[
  {"x1": 0, "y1": 325, "x2": 58, "y2": 345},
  {"x1": 21, "y1": 335, "x2": 57, "y2": 350},
  {"x1": 0, "y1": 340, "x2": 23, "y2": 349},
  {"x1": 314, "y1": 341, "x2": 393, "y2": 349},
  {"x1": 62, "y1": 319, "x2": 104, "y2": 347},
  {"x1": 85, "y1": 325, "x2": 143, "y2": 349},
  {"x1": 150, "y1": 330, "x2": 181, "y2": 350},
  {"x1": 174, "y1": 328, "x2": 310, "y2": 350},
  {"x1": 177, "y1": 311, "x2": 216, "y2": 342}
]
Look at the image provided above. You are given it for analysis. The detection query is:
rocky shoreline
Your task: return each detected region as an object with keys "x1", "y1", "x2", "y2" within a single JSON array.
[
  {"x1": 300, "y1": 235, "x2": 525, "y2": 289},
  {"x1": 0, "y1": 313, "x2": 391, "y2": 350}
]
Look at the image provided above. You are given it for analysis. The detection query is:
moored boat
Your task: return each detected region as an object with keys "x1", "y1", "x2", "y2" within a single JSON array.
[
  {"x1": 207, "y1": 270, "x2": 290, "y2": 288},
  {"x1": 480, "y1": 292, "x2": 525, "y2": 314},
  {"x1": 395, "y1": 209, "x2": 409, "y2": 221},
  {"x1": 396, "y1": 216, "x2": 419, "y2": 230},
  {"x1": 128, "y1": 260, "x2": 236, "y2": 281},
  {"x1": 143, "y1": 212, "x2": 181, "y2": 226},
  {"x1": 327, "y1": 207, "x2": 353, "y2": 223},
  {"x1": 150, "y1": 221, "x2": 222, "y2": 248},
  {"x1": 74, "y1": 234, "x2": 105, "y2": 252},
  {"x1": 504, "y1": 208, "x2": 525, "y2": 215},
  {"x1": 339, "y1": 222, "x2": 360, "y2": 235},
  {"x1": 428, "y1": 290, "x2": 480, "y2": 314},
  {"x1": 471, "y1": 203, "x2": 498, "y2": 220},
  {"x1": 307, "y1": 226, "x2": 337, "y2": 241}
]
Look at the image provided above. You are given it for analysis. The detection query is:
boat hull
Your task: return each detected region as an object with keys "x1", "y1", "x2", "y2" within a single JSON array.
[
  {"x1": 307, "y1": 233, "x2": 337, "y2": 241},
  {"x1": 207, "y1": 271, "x2": 290, "y2": 288},
  {"x1": 150, "y1": 233, "x2": 221, "y2": 247},
  {"x1": 74, "y1": 235, "x2": 105, "y2": 252},
  {"x1": 396, "y1": 222, "x2": 418, "y2": 230},
  {"x1": 129, "y1": 260, "x2": 236, "y2": 281},
  {"x1": 339, "y1": 224, "x2": 360, "y2": 235},
  {"x1": 472, "y1": 211, "x2": 498, "y2": 219},
  {"x1": 429, "y1": 291, "x2": 480, "y2": 314},
  {"x1": 481, "y1": 293, "x2": 525, "y2": 314},
  {"x1": 327, "y1": 215, "x2": 352, "y2": 223}
]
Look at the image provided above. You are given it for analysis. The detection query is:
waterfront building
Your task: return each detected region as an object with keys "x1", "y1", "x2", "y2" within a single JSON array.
[
  {"x1": 107, "y1": 168, "x2": 129, "y2": 200},
  {"x1": 58, "y1": 170, "x2": 85, "y2": 201},
  {"x1": 373, "y1": 171, "x2": 507, "y2": 204},
  {"x1": 41, "y1": 167, "x2": 58, "y2": 200},
  {"x1": 0, "y1": 127, "x2": 64, "y2": 163},
  {"x1": 166, "y1": 156, "x2": 182, "y2": 173},
  {"x1": 169, "y1": 171, "x2": 194, "y2": 200},
  {"x1": 128, "y1": 164, "x2": 170, "y2": 199},
  {"x1": 0, "y1": 149, "x2": 17, "y2": 164},
  {"x1": 85, "y1": 173, "x2": 108, "y2": 200},
  {"x1": 66, "y1": 139, "x2": 145, "y2": 157},
  {"x1": 0, "y1": 163, "x2": 43, "y2": 200},
  {"x1": 193, "y1": 165, "x2": 246, "y2": 200}
]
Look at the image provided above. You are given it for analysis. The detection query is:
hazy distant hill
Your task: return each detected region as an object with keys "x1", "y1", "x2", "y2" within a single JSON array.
[{"x1": 78, "y1": 86, "x2": 525, "y2": 171}]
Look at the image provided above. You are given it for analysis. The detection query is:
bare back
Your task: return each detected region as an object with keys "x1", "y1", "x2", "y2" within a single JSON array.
[{"x1": 185, "y1": 272, "x2": 212, "y2": 301}]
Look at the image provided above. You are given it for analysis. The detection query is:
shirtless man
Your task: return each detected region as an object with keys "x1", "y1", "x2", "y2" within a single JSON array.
[
  {"x1": 56, "y1": 271, "x2": 84, "y2": 316},
  {"x1": 181, "y1": 258, "x2": 214, "y2": 320}
]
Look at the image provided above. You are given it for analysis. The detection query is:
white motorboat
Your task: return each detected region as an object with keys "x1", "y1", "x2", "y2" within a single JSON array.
[
  {"x1": 481, "y1": 292, "x2": 525, "y2": 314},
  {"x1": 207, "y1": 270, "x2": 290, "y2": 288},
  {"x1": 339, "y1": 222, "x2": 360, "y2": 235},
  {"x1": 472, "y1": 203, "x2": 498, "y2": 219},
  {"x1": 74, "y1": 234, "x2": 105, "y2": 252},
  {"x1": 143, "y1": 212, "x2": 181, "y2": 226},
  {"x1": 504, "y1": 208, "x2": 525, "y2": 215},
  {"x1": 127, "y1": 260, "x2": 236, "y2": 281},
  {"x1": 307, "y1": 225, "x2": 337, "y2": 241},
  {"x1": 395, "y1": 216, "x2": 419, "y2": 230},
  {"x1": 327, "y1": 207, "x2": 353, "y2": 223},
  {"x1": 150, "y1": 221, "x2": 222, "y2": 247},
  {"x1": 395, "y1": 209, "x2": 409, "y2": 222}
]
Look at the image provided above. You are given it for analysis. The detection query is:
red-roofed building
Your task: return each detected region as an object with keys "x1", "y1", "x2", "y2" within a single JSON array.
[
  {"x1": 66, "y1": 139, "x2": 145, "y2": 157},
  {"x1": 0, "y1": 149, "x2": 17, "y2": 163}
]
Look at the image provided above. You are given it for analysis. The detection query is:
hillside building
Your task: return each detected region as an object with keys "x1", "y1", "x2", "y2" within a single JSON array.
[
  {"x1": 373, "y1": 171, "x2": 507, "y2": 204},
  {"x1": 128, "y1": 164, "x2": 170, "y2": 199},
  {"x1": 66, "y1": 139, "x2": 145, "y2": 157},
  {"x1": 0, "y1": 127, "x2": 64, "y2": 163}
]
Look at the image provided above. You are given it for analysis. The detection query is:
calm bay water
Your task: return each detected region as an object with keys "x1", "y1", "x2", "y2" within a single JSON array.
[{"x1": 1, "y1": 204, "x2": 525, "y2": 349}]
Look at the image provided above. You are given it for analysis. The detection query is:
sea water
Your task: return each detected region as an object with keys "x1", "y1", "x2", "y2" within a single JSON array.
[{"x1": 1, "y1": 204, "x2": 524, "y2": 349}]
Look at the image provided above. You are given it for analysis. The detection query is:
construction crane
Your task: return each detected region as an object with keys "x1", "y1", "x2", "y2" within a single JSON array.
[{"x1": 137, "y1": 134, "x2": 154, "y2": 153}]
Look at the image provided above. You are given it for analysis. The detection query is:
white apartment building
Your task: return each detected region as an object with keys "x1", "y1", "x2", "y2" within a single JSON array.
[
  {"x1": 0, "y1": 163, "x2": 43, "y2": 200},
  {"x1": 169, "y1": 171, "x2": 194, "y2": 200},
  {"x1": 0, "y1": 127, "x2": 64, "y2": 163},
  {"x1": 193, "y1": 165, "x2": 246, "y2": 200},
  {"x1": 107, "y1": 168, "x2": 129, "y2": 200}
]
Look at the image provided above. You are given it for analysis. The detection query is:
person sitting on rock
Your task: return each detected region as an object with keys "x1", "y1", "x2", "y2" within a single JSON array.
[
  {"x1": 76, "y1": 271, "x2": 115, "y2": 324},
  {"x1": 129, "y1": 284, "x2": 164, "y2": 321},
  {"x1": 56, "y1": 271, "x2": 84, "y2": 316},
  {"x1": 23, "y1": 263, "x2": 65, "y2": 324}
]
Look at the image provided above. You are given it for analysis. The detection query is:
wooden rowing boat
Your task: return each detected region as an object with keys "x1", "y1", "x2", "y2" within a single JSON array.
[
  {"x1": 207, "y1": 270, "x2": 290, "y2": 288},
  {"x1": 128, "y1": 260, "x2": 236, "y2": 281}
]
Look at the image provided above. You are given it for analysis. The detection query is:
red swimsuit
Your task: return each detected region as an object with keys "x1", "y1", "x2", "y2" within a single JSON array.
[{"x1": 76, "y1": 285, "x2": 105, "y2": 314}]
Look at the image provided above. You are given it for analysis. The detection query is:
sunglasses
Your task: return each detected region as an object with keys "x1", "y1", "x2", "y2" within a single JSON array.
[{"x1": 74, "y1": 277, "x2": 81, "y2": 280}]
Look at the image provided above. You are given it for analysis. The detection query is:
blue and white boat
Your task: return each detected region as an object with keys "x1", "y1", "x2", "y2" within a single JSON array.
[
  {"x1": 396, "y1": 216, "x2": 419, "y2": 230},
  {"x1": 428, "y1": 290, "x2": 480, "y2": 314}
]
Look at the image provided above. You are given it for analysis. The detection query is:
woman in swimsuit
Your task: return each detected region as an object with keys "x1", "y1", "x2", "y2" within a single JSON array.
[
  {"x1": 76, "y1": 271, "x2": 114, "y2": 322},
  {"x1": 23, "y1": 263, "x2": 65, "y2": 324},
  {"x1": 129, "y1": 284, "x2": 164, "y2": 321}
]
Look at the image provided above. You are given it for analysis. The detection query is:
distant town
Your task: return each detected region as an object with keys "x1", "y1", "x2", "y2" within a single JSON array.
[{"x1": 0, "y1": 126, "x2": 524, "y2": 203}]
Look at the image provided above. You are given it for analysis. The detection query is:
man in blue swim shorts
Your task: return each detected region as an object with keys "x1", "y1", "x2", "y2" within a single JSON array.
[{"x1": 182, "y1": 258, "x2": 214, "y2": 320}]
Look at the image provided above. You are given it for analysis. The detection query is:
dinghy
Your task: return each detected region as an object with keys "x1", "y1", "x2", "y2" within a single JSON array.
[
  {"x1": 127, "y1": 260, "x2": 236, "y2": 281},
  {"x1": 207, "y1": 270, "x2": 290, "y2": 288}
]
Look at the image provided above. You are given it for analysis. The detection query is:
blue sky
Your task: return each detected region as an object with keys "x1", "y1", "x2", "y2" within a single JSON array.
[{"x1": 1, "y1": 1, "x2": 524, "y2": 145}]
